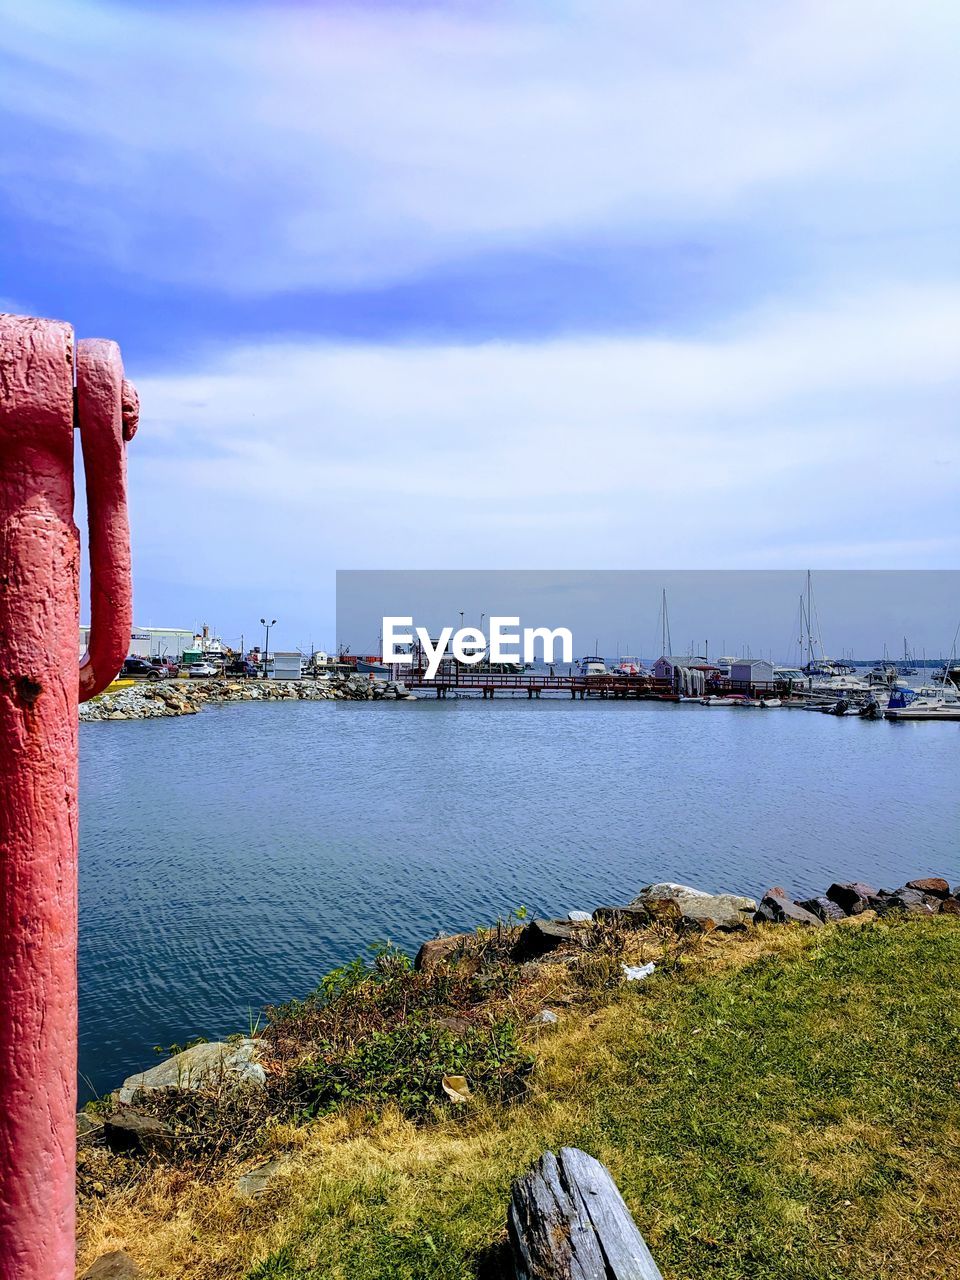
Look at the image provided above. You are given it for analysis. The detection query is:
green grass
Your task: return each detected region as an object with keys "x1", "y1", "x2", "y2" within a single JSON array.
[{"x1": 246, "y1": 917, "x2": 960, "y2": 1280}]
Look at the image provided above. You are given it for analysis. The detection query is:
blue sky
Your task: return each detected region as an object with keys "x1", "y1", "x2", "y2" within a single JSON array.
[{"x1": 1, "y1": 1, "x2": 958, "y2": 651}]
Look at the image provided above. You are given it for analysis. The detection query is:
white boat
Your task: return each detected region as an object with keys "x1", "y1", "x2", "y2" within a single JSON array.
[
  {"x1": 759, "y1": 697, "x2": 782, "y2": 707},
  {"x1": 700, "y1": 695, "x2": 740, "y2": 706},
  {"x1": 885, "y1": 684, "x2": 960, "y2": 721},
  {"x1": 579, "y1": 655, "x2": 607, "y2": 676}
]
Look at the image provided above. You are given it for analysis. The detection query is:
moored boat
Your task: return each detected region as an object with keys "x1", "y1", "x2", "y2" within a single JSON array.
[
  {"x1": 885, "y1": 684, "x2": 960, "y2": 721},
  {"x1": 579, "y1": 655, "x2": 607, "y2": 676}
]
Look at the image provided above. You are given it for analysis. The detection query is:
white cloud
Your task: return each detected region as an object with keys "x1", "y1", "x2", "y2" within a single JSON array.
[
  {"x1": 126, "y1": 281, "x2": 960, "y2": 591},
  {"x1": 1, "y1": 0, "x2": 957, "y2": 291}
]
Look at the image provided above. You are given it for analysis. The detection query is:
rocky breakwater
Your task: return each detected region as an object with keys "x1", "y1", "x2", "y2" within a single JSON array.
[{"x1": 79, "y1": 673, "x2": 415, "y2": 721}]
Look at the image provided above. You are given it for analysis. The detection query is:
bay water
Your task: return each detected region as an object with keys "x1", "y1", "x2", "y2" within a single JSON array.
[{"x1": 79, "y1": 697, "x2": 959, "y2": 1099}]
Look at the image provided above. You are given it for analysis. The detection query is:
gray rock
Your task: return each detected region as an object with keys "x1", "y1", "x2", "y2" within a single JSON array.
[
  {"x1": 235, "y1": 1158, "x2": 284, "y2": 1198},
  {"x1": 876, "y1": 887, "x2": 937, "y2": 916},
  {"x1": 754, "y1": 888, "x2": 823, "y2": 927},
  {"x1": 79, "y1": 1251, "x2": 142, "y2": 1280},
  {"x1": 532, "y1": 1009, "x2": 559, "y2": 1024},
  {"x1": 118, "y1": 1038, "x2": 265, "y2": 1103},
  {"x1": 631, "y1": 882, "x2": 757, "y2": 931},
  {"x1": 567, "y1": 910, "x2": 593, "y2": 923},
  {"x1": 797, "y1": 895, "x2": 846, "y2": 923},
  {"x1": 512, "y1": 918, "x2": 579, "y2": 960},
  {"x1": 103, "y1": 1111, "x2": 173, "y2": 1156},
  {"x1": 592, "y1": 904, "x2": 653, "y2": 928},
  {"x1": 825, "y1": 882, "x2": 878, "y2": 916}
]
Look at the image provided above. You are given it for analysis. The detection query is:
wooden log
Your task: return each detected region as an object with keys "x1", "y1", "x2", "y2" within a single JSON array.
[{"x1": 507, "y1": 1147, "x2": 664, "y2": 1279}]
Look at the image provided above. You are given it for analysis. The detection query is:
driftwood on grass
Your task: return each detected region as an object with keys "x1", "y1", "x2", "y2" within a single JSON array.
[{"x1": 507, "y1": 1147, "x2": 664, "y2": 1279}]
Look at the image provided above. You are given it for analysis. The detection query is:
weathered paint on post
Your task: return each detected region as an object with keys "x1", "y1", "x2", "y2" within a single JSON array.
[{"x1": 0, "y1": 314, "x2": 136, "y2": 1276}]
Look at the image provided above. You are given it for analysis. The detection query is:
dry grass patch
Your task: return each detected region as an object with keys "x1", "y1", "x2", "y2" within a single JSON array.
[{"x1": 78, "y1": 916, "x2": 960, "y2": 1279}]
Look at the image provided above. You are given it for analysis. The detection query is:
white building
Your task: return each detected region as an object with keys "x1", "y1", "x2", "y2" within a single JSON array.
[
  {"x1": 270, "y1": 651, "x2": 303, "y2": 680},
  {"x1": 730, "y1": 658, "x2": 775, "y2": 688},
  {"x1": 80, "y1": 625, "x2": 194, "y2": 660}
]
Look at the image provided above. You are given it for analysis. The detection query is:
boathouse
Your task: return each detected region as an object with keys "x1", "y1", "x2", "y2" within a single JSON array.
[
  {"x1": 729, "y1": 658, "x2": 775, "y2": 691},
  {"x1": 653, "y1": 655, "x2": 709, "y2": 696}
]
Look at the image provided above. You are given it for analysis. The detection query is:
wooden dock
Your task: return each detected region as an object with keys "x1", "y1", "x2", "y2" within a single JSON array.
[{"x1": 403, "y1": 671, "x2": 668, "y2": 698}]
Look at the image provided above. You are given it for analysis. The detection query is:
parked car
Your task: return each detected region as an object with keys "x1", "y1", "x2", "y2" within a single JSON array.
[
  {"x1": 122, "y1": 657, "x2": 164, "y2": 680},
  {"x1": 150, "y1": 656, "x2": 179, "y2": 676},
  {"x1": 188, "y1": 662, "x2": 220, "y2": 678},
  {"x1": 226, "y1": 658, "x2": 258, "y2": 677}
]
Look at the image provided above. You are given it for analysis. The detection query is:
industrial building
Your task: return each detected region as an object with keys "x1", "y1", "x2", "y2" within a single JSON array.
[{"x1": 79, "y1": 625, "x2": 195, "y2": 661}]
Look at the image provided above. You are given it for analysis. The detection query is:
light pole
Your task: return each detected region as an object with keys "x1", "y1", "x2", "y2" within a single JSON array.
[{"x1": 260, "y1": 617, "x2": 276, "y2": 678}]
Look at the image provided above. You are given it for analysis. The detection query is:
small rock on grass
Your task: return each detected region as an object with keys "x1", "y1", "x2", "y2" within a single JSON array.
[
  {"x1": 79, "y1": 1250, "x2": 142, "y2": 1279},
  {"x1": 532, "y1": 1009, "x2": 559, "y2": 1024},
  {"x1": 236, "y1": 1159, "x2": 284, "y2": 1198}
]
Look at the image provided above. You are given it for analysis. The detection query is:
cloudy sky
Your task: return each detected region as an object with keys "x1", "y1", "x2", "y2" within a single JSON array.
[{"x1": 1, "y1": 1, "x2": 957, "y2": 651}]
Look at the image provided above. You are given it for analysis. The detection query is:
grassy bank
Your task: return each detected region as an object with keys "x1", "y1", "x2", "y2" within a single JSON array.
[{"x1": 79, "y1": 915, "x2": 960, "y2": 1279}]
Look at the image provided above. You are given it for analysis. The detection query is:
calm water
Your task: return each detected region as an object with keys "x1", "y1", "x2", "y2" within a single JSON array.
[{"x1": 79, "y1": 698, "x2": 959, "y2": 1098}]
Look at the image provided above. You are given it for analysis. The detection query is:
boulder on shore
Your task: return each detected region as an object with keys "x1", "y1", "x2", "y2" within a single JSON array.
[
  {"x1": 796, "y1": 895, "x2": 847, "y2": 924},
  {"x1": 414, "y1": 933, "x2": 474, "y2": 973},
  {"x1": 754, "y1": 888, "x2": 822, "y2": 927},
  {"x1": 904, "y1": 876, "x2": 951, "y2": 898},
  {"x1": 630, "y1": 882, "x2": 757, "y2": 931},
  {"x1": 512, "y1": 918, "x2": 580, "y2": 961},
  {"x1": 825, "y1": 882, "x2": 878, "y2": 916},
  {"x1": 102, "y1": 1110, "x2": 173, "y2": 1156},
  {"x1": 117, "y1": 1038, "x2": 265, "y2": 1104},
  {"x1": 875, "y1": 887, "x2": 938, "y2": 916}
]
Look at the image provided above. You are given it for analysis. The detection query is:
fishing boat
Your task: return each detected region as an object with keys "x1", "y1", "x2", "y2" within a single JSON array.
[
  {"x1": 356, "y1": 656, "x2": 391, "y2": 676},
  {"x1": 885, "y1": 684, "x2": 960, "y2": 721}
]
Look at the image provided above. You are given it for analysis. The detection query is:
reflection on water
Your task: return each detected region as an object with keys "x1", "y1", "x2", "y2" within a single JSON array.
[{"x1": 79, "y1": 697, "x2": 958, "y2": 1098}]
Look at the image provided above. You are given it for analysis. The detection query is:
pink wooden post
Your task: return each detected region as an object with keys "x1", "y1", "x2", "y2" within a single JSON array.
[{"x1": 0, "y1": 315, "x2": 137, "y2": 1276}]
